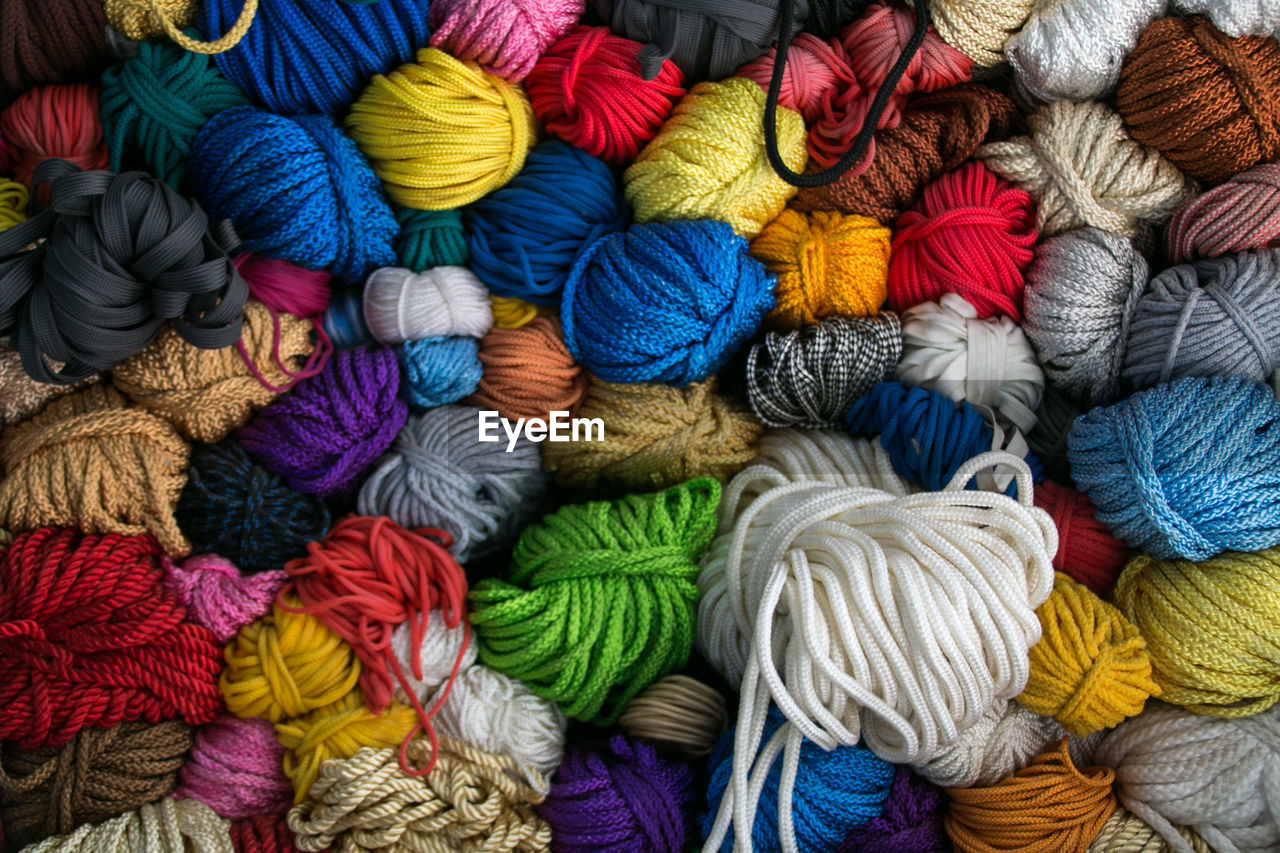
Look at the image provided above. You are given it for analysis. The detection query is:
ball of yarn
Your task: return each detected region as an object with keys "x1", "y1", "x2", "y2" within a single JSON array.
[
  {"x1": 189, "y1": 107, "x2": 398, "y2": 285},
  {"x1": 163, "y1": 554, "x2": 286, "y2": 643},
  {"x1": 471, "y1": 478, "x2": 720, "y2": 724},
  {"x1": 0, "y1": 343, "x2": 88, "y2": 427},
  {"x1": 1088, "y1": 806, "x2": 1213, "y2": 853},
  {"x1": 1166, "y1": 163, "x2": 1280, "y2": 263},
  {"x1": 619, "y1": 674, "x2": 728, "y2": 759},
  {"x1": 346, "y1": 47, "x2": 536, "y2": 211},
  {"x1": 0, "y1": 177, "x2": 27, "y2": 231},
  {"x1": 362, "y1": 266, "x2": 494, "y2": 345},
  {"x1": 0, "y1": 385, "x2": 191, "y2": 554},
  {"x1": 1067, "y1": 374, "x2": 1280, "y2": 560},
  {"x1": 23, "y1": 794, "x2": 231, "y2": 853},
  {"x1": 0, "y1": 720, "x2": 193, "y2": 849},
  {"x1": 389, "y1": 615, "x2": 477, "y2": 705},
  {"x1": 0, "y1": 527, "x2": 222, "y2": 748},
  {"x1": 918, "y1": 0, "x2": 1035, "y2": 67},
  {"x1": 356, "y1": 405, "x2": 549, "y2": 562},
  {"x1": 396, "y1": 336, "x2": 484, "y2": 410},
  {"x1": 1034, "y1": 481, "x2": 1130, "y2": 596},
  {"x1": 736, "y1": 33, "x2": 851, "y2": 123},
  {"x1": 465, "y1": 140, "x2": 628, "y2": 305},
  {"x1": 746, "y1": 313, "x2": 903, "y2": 429},
  {"x1": 237, "y1": 346, "x2": 408, "y2": 500},
  {"x1": 428, "y1": 0, "x2": 583, "y2": 82},
  {"x1": 395, "y1": 208, "x2": 468, "y2": 272},
  {"x1": 750, "y1": 209, "x2": 891, "y2": 328},
  {"x1": 888, "y1": 161, "x2": 1037, "y2": 321},
  {"x1": 978, "y1": 99, "x2": 1197, "y2": 240},
  {"x1": 541, "y1": 378, "x2": 762, "y2": 490},
  {"x1": 623, "y1": 78, "x2": 807, "y2": 239},
  {"x1": 234, "y1": 256, "x2": 332, "y2": 320},
  {"x1": 0, "y1": 84, "x2": 106, "y2": 186},
  {"x1": 100, "y1": 38, "x2": 249, "y2": 190},
  {"x1": 1023, "y1": 227, "x2": 1148, "y2": 406},
  {"x1": 1171, "y1": 0, "x2": 1280, "y2": 37},
  {"x1": 837, "y1": 766, "x2": 948, "y2": 853},
  {"x1": 527, "y1": 25, "x2": 686, "y2": 166},
  {"x1": 0, "y1": 0, "x2": 112, "y2": 94},
  {"x1": 561, "y1": 219, "x2": 776, "y2": 385},
  {"x1": 1116, "y1": 16, "x2": 1280, "y2": 184},
  {"x1": 230, "y1": 813, "x2": 303, "y2": 853},
  {"x1": 175, "y1": 715, "x2": 291, "y2": 820},
  {"x1": 539, "y1": 734, "x2": 696, "y2": 853},
  {"x1": 466, "y1": 316, "x2": 589, "y2": 421},
  {"x1": 321, "y1": 288, "x2": 374, "y2": 350}
]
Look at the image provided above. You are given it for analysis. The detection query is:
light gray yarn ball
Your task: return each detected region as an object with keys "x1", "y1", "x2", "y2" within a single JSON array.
[{"x1": 1171, "y1": 0, "x2": 1280, "y2": 37}]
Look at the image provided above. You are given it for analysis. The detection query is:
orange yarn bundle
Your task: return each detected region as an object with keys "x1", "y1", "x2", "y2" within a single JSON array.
[
  {"x1": 0, "y1": 83, "x2": 107, "y2": 186},
  {"x1": 465, "y1": 316, "x2": 589, "y2": 421}
]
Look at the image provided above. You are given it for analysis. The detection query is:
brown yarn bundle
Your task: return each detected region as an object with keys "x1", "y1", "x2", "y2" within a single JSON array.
[
  {"x1": 0, "y1": 345, "x2": 91, "y2": 428},
  {"x1": 0, "y1": 0, "x2": 113, "y2": 96},
  {"x1": 1116, "y1": 16, "x2": 1280, "y2": 184},
  {"x1": 113, "y1": 302, "x2": 321, "y2": 444},
  {"x1": 1086, "y1": 806, "x2": 1212, "y2": 853},
  {"x1": 540, "y1": 377, "x2": 762, "y2": 490},
  {"x1": 793, "y1": 84, "x2": 1018, "y2": 224},
  {"x1": 0, "y1": 384, "x2": 190, "y2": 554},
  {"x1": 619, "y1": 675, "x2": 729, "y2": 759},
  {"x1": 0, "y1": 720, "x2": 193, "y2": 850},
  {"x1": 465, "y1": 316, "x2": 589, "y2": 421}
]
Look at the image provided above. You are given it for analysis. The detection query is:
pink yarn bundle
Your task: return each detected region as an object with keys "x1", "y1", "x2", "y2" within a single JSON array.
[
  {"x1": 429, "y1": 0, "x2": 585, "y2": 81},
  {"x1": 175, "y1": 714, "x2": 292, "y2": 820},
  {"x1": 736, "y1": 33, "x2": 854, "y2": 122},
  {"x1": 163, "y1": 555, "x2": 287, "y2": 643},
  {"x1": 234, "y1": 255, "x2": 333, "y2": 320},
  {"x1": 1165, "y1": 163, "x2": 1280, "y2": 263}
]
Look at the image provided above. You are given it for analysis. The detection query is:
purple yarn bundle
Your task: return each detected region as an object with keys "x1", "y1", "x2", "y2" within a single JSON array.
[
  {"x1": 838, "y1": 767, "x2": 949, "y2": 853},
  {"x1": 237, "y1": 345, "x2": 408, "y2": 499},
  {"x1": 537, "y1": 734, "x2": 697, "y2": 853}
]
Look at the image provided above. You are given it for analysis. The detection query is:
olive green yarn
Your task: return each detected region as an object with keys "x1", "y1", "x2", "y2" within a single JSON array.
[
  {"x1": 396, "y1": 208, "x2": 469, "y2": 272},
  {"x1": 469, "y1": 477, "x2": 721, "y2": 724}
]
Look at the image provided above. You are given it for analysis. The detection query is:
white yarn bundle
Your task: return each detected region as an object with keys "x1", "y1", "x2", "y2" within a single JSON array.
[
  {"x1": 362, "y1": 266, "x2": 494, "y2": 345},
  {"x1": 389, "y1": 613, "x2": 477, "y2": 705},
  {"x1": 1096, "y1": 702, "x2": 1280, "y2": 853},
  {"x1": 1170, "y1": 0, "x2": 1280, "y2": 37},
  {"x1": 25, "y1": 799, "x2": 232, "y2": 853}
]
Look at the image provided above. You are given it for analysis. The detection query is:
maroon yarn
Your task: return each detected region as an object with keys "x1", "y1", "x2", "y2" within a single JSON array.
[
  {"x1": 0, "y1": 0, "x2": 112, "y2": 96},
  {"x1": 838, "y1": 766, "x2": 948, "y2": 853},
  {"x1": 230, "y1": 814, "x2": 311, "y2": 853}
]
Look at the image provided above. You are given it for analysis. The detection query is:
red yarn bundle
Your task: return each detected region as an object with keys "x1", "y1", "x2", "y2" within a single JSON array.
[
  {"x1": 1165, "y1": 163, "x2": 1280, "y2": 263},
  {"x1": 736, "y1": 33, "x2": 854, "y2": 122},
  {"x1": 0, "y1": 83, "x2": 107, "y2": 186},
  {"x1": 888, "y1": 161, "x2": 1037, "y2": 320},
  {"x1": 526, "y1": 25, "x2": 685, "y2": 166},
  {"x1": 230, "y1": 814, "x2": 305, "y2": 853},
  {"x1": 0, "y1": 528, "x2": 223, "y2": 749},
  {"x1": 1033, "y1": 481, "x2": 1131, "y2": 596}
]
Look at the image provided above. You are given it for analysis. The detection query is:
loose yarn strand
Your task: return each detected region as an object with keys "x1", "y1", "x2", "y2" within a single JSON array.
[{"x1": 138, "y1": 0, "x2": 259, "y2": 54}]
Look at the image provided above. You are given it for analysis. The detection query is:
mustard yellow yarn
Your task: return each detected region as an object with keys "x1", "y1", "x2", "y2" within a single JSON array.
[
  {"x1": 623, "y1": 78, "x2": 808, "y2": 239},
  {"x1": 346, "y1": 47, "x2": 536, "y2": 211},
  {"x1": 102, "y1": 0, "x2": 258, "y2": 53},
  {"x1": 490, "y1": 295, "x2": 555, "y2": 331},
  {"x1": 1018, "y1": 572, "x2": 1159, "y2": 736},
  {"x1": 0, "y1": 179, "x2": 27, "y2": 232},
  {"x1": 1115, "y1": 550, "x2": 1280, "y2": 717}
]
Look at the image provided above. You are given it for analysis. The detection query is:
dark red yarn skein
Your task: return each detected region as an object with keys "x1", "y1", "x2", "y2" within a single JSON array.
[
  {"x1": 0, "y1": 0, "x2": 113, "y2": 97},
  {"x1": 1033, "y1": 481, "x2": 1131, "y2": 596},
  {"x1": 231, "y1": 814, "x2": 310, "y2": 853}
]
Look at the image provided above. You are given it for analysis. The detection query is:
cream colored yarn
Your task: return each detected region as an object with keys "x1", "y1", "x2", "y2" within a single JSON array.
[
  {"x1": 1089, "y1": 806, "x2": 1213, "y2": 853},
  {"x1": 0, "y1": 345, "x2": 91, "y2": 428},
  {"x1": 910, "y1": 0, "x2": 1035, "y2": 67},
  {"x1": 619, "y1": 674, "x2": 729, "y2": 759},
  {"x1": 24, "y1": 797, "x2": 233, "y2": 853}
]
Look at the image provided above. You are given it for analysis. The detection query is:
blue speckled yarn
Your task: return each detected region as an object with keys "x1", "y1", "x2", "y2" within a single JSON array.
[
  {"x1": 397, "y1": 337, "x2": 483, "y2": 409},
  {"x1": 323, "y1": 288, "x2": 375, "y2": 349},
  {"x1": 397, "y1": 208, "x2": 469, "y2": 272},
  {"x1": 846, "y1": 382, "x2": 1042, "y2": 496},
  {"x1": 465, "y1": 140, "x2": 628, "y2": 305},
  {"x1": 561, "y1": 220, "x2": 775, "y2": 385},
  {"x1": 1068, "y1": 374, "x2": 1280, "y2": 560},
  {"x1": 702, "y1": 708, "x2": 894, "y2": 853},
  {"x1": 200, "y1": 0, "x2": 431, "y2": 115},
  {"x1": 189, "y1": 106, "x2": 398, "y2": 284}
]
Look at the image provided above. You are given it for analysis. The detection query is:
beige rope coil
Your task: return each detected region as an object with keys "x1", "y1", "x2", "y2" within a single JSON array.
[{"x1": 619, "y1": 675, "x2": 729, "y2": 758}]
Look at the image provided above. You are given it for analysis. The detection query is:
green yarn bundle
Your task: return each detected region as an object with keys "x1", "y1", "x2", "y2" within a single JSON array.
[
  {"x1": 395, "y1": 208, "x2": 469, "y2": 272},
  {"x1": 469, "y1": 477, "x2": 720, "y2": 724}
]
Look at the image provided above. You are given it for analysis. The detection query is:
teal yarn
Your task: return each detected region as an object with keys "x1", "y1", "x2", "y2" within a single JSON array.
[
  {"x1": 100, "y1": 37, "x2": 249, "y2": 189},
  {"x1": 396, "y1": 337, "x2": 483, "y2": 409},
  {"x1": 1068, "y1": 374, "x2": 1280, "y2": 560},
  {"x1": 396, "y1": 208, "x2": 468, "y2": 272},
  {"x1": 188, "y1": 106, "x2": 398, "y2": 284},
  {"x1": 323, "y1": 288, "x2": 374, "y2": 349},
  {"x1": 465, "y1": 140, "x2": 628, "y2": 306},
  {"x1": 561, "y1": 220, "x2": 775, "y2": 385}
]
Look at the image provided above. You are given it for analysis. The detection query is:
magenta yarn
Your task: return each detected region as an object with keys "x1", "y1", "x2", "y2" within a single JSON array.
[
  {"x1": 428, "y1": 0, "x2": 585, "y2": 81},
  {"x1": 163, "y1": 555, "x2": 286, "y2": 643},
  {"x1": 234, "y1": 254, "x2": 333, "y2": 319},
  {"x1": 174, "y1": 714, "x2": 292, "y2": 820},
  {"x1": 837, "y1": 767, "x2": 948, "y2": 853},
  {"x1": 237, "y1": 345, "x2": 408, "y2": 500}
]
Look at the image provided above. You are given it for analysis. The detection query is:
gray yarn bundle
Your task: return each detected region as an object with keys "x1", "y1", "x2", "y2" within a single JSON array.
[
  {"x1": 1027, "y1": 386, "x2": 1084, "y2": 484},
  {"x1": 357, "y1": 404, "x2": 548, "y2": 562},
  {"x1": 1170, "y1": 0, "x2": 1280, "y2": 37}
]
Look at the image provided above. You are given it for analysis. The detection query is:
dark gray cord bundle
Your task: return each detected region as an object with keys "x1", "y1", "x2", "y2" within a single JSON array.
[{"x1": 1027, "y1": 386, "x2": 1082, "y2": 485}]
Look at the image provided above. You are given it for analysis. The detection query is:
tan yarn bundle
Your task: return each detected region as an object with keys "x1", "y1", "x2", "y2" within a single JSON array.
[
  {"x1": 0, "y1": 384, "x2": 190, "y2": 554},
  {"x1": 911, "y1": 0, "x2": 1035, "y2": 67},
  {"x1": 1087, "y1": 806, "x2": 1212, "y2": 853},
  {"x1": 619, "y1": 675, "x2": 729, "y2": 759},
  {"x1": 0, "y1": 345, "x2": 91, "y2": 428},
  {"x1": 23, "y1": 797, "x2": 233, "y2": 853}
]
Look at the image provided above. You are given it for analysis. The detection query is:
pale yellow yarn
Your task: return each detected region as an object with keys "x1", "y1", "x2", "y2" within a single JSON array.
[
  {"x1": 1087, "y1": 805, "x2": 1212, "y2": 853},
  {"x1": 102, "y1": 0, "x2": 258, "y2": 53},
  {"x1": 909, "y1": 0, "x2": 1035, "y2": 67},
  {"x1": 0, "y1": 179, "x2": 27, "y2": 232},
  {"x1": 24, "y1": 797, "x2": 233, "y2": 853}
]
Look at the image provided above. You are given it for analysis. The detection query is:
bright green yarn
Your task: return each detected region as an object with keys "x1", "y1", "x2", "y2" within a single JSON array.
[
  {"x1": 469, "y1": 477, "x2": 720, "y2": 724},
  {"x1": 396, "y1": 208, "x2": 469, "y2": 272}
]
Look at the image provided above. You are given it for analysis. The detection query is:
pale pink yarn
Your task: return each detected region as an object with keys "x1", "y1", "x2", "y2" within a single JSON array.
[
  {"x1": 163, "y1": 554, "x2": 286, "y2": 643},
  {"x1": 428, "y1": 0, "x2": 585, "y2": 82},
  {"x1": 175, "y1": 715, "x2": 292, "y2": 819},
  {"x1": 1166, "y1": 163, "x2": 1280, "y2": 263},
  {"x1": 735, "y1": 33, "x2": 854, "y2": 122}
]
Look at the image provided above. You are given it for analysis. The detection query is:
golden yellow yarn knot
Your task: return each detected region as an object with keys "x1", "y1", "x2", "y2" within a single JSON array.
[
  {"x1": 624, "y1": 78, "x2": 808, "y2": 239},
  {"x1": 0, "y1": 179, "x2": 28, "y2": 232},
  {"x1": 489, "y1": 295, "x2": 556, "y2": 331},
  {"x1": 1018, "y1": 572, "x2": 1159, "y2": 736},
  {"x1": 102, "y1": 0, "x2": 259, "y2": 53},
  {"x1": 750, "y1": 209, "x2": 892, "y2": 328}
]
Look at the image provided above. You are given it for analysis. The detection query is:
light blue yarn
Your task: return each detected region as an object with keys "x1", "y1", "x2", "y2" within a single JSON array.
[
  {"x1": 323, "y1": 288, "x2": 374, "y2": 349},
  {"x1": 1067, "y1": 374, "x2": 1280, "y2": 560},
  {"x1": 397, "y1": 337, "x2": 483, "y2": 409},
  {"x1": 464, "y1": 140, "x2": 629, "y2": 306},
  {"x1": 702, "y1": 707, "x2": 894, "y2": 853},
  {"x1": 561, "y1": 220, "x2": 775, "y2": 385},
  {"x1": 189, "y1": 106, "x2": 398, "y2": 284}
]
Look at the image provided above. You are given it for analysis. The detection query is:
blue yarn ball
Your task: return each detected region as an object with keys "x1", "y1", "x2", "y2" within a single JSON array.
[
  {"x1": 702, "y1": 708, "x2": 894, "y2": 853},
  {"x1": 562, "y1": 220, "x2": 775, "y2": 385},
  {"x1": 323, "y1": 287, "x2": 375, "y2": 349},
  {"x1": 845, "y1": 382, "x2": 1042, "y2": 496},
  {"x1": 189, "y1": 106, "x2": 398, "y2": 284},
  {"x1": 465, "y1": 140, "x2": 628, "y2": 306},
  {"x1": 397, "y1": 337, "x2": 483, "y2": 409},
  {"x1": 1068, "y1": 374, "x2": 1280, "y2": 560},
  {"x1": 201, "y1": 0, "x2": 430, "y2": 115}
]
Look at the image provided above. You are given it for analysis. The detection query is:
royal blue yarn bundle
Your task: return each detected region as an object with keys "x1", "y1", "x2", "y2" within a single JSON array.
[
  {"x1": 189, "y1": 106, "x2": 398, "y2": 284},
  {"x1": 561, "y1": 220, "x2": 775, "y2": 385},
  {"x1": 465, "y1": 140, "x2": 629, "y2": 305},
  {"x1": 397, "y1": 337, "x2": 484, "y2": 409},
  {"x1": 1068, "y1": 374, "x2": 1280, "y2": 560}
]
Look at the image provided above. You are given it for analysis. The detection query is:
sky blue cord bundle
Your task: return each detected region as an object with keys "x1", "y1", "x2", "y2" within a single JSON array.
[
  {"x1": 396, "y1": 337, "x2": 483, "y2": 409},
  {"x1": 200, "y1": 0, "x2": 431, "y2": 115},
  {"x1": 561, "y1": 220, "x2": 775, "y2": 385},
  {"x1": 1067, "y1": 374, "x2": 1280, "y2": 560},
  {"x1": 323, "y1": 288, "x2": 374, "y2": 349},
  {"x1": 189, "y1": 106, "x2": 398, "y2": 285},
  {"x1": 702, "y1": 707, "x2": 894, "y2": 853},
  {"x1": 465, "y1": 140, "x2": 629, "y2": 306},
  {"x1": 397, "y1": 208, "x2": 469, "y2": 272}
]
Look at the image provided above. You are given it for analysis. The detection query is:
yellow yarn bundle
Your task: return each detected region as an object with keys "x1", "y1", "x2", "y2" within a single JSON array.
[
  {"x1": 1115, "y1": 550, "x2": 1280, "y2": 717},
  {"x1": 1018, "y1": 572, "x2": 1159, "y2": 736},
  {"x1": 347, "y1": 47, "x2": 536, "y2": 210},
  {"x1": 750, "y1": 209, "x2": 892, "y2": 329},
  {"x1": 0, "y1": 179, "x2": 27, "y2": 232},
  {"x1": 623, "y1": 78, "x2": 808, "y2": 239},
  {"x1": 489, "y1": 295, "x2": 556, "y2": 331},
  {"x1": 102, "y1": 0, "x2": 258, "y2": 53}
]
